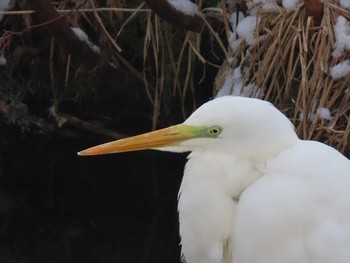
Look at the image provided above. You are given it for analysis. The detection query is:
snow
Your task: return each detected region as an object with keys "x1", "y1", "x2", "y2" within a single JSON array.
[
  {"x1": 71, "y1": 27, "x2": 100, "y2": 54},
  {"x1": 237, "y1": 16, "x2": 260, "y2": 45},
  {"x1": 0, "y1": 0, "x2": 11, "y2": 22},
  {"x1": 246, "y1": 0, "x2": 300, "y2": 11},
  {"x1": 230, "y1": 11, "x2": 245, "y2": 28},
  {"x1": 167, "y1": 0, "x2": 199, "y2": 16},
  {"x1": 71, "y1": 27, "x2": 89, "y2": 42},
  {"x1": 330, "y1": 59, "x2": 350, "y2": 79},
  {"x1": 228, "y1": 32, "x2": 242, "y2": 51},
  {"x1": 332, "y1": 16, "x2": 350, "y2": 58},
  {"x1": 246, "y1": 0, "x2": 278, "y2": 13},
  {"x1": 228, "y1": 0, "x2": 302, "y2": 50},
  {"x1": 228, "y1": 12, "x2": 245, "y2": 51},
  {"x1": 282, "y1": 0, "x2": 300, "y2": 11},
  {"x1": 216, "y1": 66, "x2": 256, "y2": 97},
  {"x1": 0, "y1": 53, "x2": 7, "y2": 66},
  {"x1": 260, "y1": 0, "x2": 278, "y2": 9},
  {"x1": 340, "y1": 0, "x2": 350, "y2": 9},
  {"x1": 316, "y1": 107, "x2": 332, "y2": 121},
  {"x1": 216, "y1": 66, "x2": 244, "y2": 97},
  {"x1": 299, "y1": 107, "x2": 332, "y2": 122},
  {"x1": 0, "y1": 0, "x2": 10, "y2": 10}
]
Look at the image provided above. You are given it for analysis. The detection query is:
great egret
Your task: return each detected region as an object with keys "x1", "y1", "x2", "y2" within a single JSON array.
[{"x1": 78, "y1": 96, "x2": 350, "y2": 263}]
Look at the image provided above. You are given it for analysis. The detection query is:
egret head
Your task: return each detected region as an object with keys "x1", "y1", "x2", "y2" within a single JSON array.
[
  {"x1": 179, "y1": 96, "x2": 298, "y2": 159},
  {"x1": 78, "y1": 96, "x2": 298, "y2": 160}
]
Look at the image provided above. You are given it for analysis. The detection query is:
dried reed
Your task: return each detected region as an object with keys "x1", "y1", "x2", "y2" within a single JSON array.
[{"x1": 215, "y1": 2, "x2": 350, "y2": 157}]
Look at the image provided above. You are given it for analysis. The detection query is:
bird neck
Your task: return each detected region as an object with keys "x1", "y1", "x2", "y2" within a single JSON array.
[
  {"x1": 178, "y1": 151, "x2": 263, "y2": 263},
  {"x1": 183, "y1": 151, "x2": 263, "y2": 200}
]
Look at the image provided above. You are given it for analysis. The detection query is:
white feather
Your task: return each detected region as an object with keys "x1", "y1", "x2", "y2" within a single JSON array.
[{"x1": 171, "y1": 96, "x2": 350, "y2": 263}]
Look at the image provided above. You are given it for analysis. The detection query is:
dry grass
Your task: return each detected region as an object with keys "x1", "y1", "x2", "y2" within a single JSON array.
[
  {"x1": 215, "y1": 2, "x2": 350, "y2": 157},
  {"x1": 2, "y1": 0, "x2": 225, "y2": 132},
  {"x1": 2, "y1": 1, "x2": 349, "y2": 156},
  {"x1": 65, "y1": 1, "x2": 215, "y2": 127}
]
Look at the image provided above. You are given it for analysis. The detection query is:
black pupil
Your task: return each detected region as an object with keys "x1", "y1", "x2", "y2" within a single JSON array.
[{"x1": 211, "y1": 128, "x2": 219, "y2": 134}]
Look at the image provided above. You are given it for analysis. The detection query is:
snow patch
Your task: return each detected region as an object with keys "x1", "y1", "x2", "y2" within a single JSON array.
[
  {"x1": 237, "y1": 16, "x2": 260, "y2": 45},
  {"x1": 228, "y1": 31, "x2": 242, "y2": 51},
  {"x1": 228, "y1": 12, "x2": 245, "y2": 51},
  {"x1": 229, "y1": 11, "x2": 245, "y2": 28},
  {"x1": 330, "y1": 59, "x2": 350, "y2": 79},
  {"x1": 71, "y1": 27, "x2": 100, "y2": 53},
  {"x1": 216, "y1": 66, "x2": 257, "y2": 98},
  {"x1": 246, "y1": 0, "x2": 300, "y2": 12},
  {"x1": 0, "y1": 0, "x2": 11, "y2": 22},
  {"x1": 332, "y1": 16, "x2": 350, "y2": 57},
  {"x1": 282, "y1": 0, "x2": 300, "y2": 11},
  {"x1": 316, "y1": 108, "x2": 332, "y2": 121},
  {"x1": 167, "y1": 0, "x2": 199, "y2": 16},
  {"x1": 340, "y1": 0, "x2": 350, "y2": 9},
  {"x1": 299, "y1": 107, "x2": 332, "y2": 122},
  {"x1": 0, "y1": 53, "x2": 7, "y2": 66}
]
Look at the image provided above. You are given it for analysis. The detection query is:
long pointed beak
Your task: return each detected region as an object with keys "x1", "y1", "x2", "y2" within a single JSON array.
[{"x1": 78, "y1": 124, "x2": 196, "y2": 156}]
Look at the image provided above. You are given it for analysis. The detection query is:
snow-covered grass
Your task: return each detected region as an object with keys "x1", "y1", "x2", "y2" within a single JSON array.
[
  {"x1": 236, "y1": 16, "x2": 260, "y2": 46},
  {"x1": 214, "y1": 1, "x2": 350, "y2": 157},
  {"x1": 216, "y1": 66, "x2": 253, "y2": 97},
  {"x1": 167, "y1": 0, "x2": 199, "y2": 16},
  {"x1": 332, "y1": 16, "x2": 350, "y2": 58}
]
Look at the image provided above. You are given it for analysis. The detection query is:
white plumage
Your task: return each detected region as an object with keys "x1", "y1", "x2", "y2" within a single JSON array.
[{"x1": 79, "y1": 96, "x2": 350, "y2": 263}]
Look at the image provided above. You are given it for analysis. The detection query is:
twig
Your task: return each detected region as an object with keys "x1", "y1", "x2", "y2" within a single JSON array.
[
  {"x1": 220, "y1": 0, "x2": 231, "y2": 44},
  {"x1": 115, "y1": 2, "x2": 146, "y2": 39},
  {"x1": 0, "y1": 8, "x2": 152, "y2": 16},
  {"x1": 0, "y1": 3, "x2": 84, "y2": 52},
  {"x1": 88, "y1": 0, "x2": 122, "y2": 52}
]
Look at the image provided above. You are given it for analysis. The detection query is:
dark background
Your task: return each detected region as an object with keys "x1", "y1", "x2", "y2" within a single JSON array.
[
  {"x1": 1, "y1": 129, "x2": 186, "y2": 263},
  {"x1": 0, "y1": 1, "x2": 222, "y2": 262}
]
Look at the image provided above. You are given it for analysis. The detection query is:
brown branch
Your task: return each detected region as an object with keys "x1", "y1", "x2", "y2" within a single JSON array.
[
  {"x1": 28, "y1": 0, "x2": 99, "y2": 70},
  {"x1": 26, "y1": 0, "x2": 145, "y2": 94},
  {"x1": 50, "y1": 107, "x2": 126, "y2": 139},
  {"x1": 304, "y1": 0, "x2": 323, "y2": 26},
  {"x1": 0, "y1": 6, "x2": 83, "y2": 52},
  {"x1": 144, "y1": 0, "x2": 204, "y2": 32}
]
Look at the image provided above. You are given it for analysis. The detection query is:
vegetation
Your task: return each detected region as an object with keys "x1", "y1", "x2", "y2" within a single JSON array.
[{"x1": 0, "y1": 0, "x2": 349, "y2": 156}]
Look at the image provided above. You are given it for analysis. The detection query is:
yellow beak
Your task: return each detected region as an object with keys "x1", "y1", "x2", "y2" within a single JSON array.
[{"x1": 78, "y1": 124, "x2": 199, "y2": 156}]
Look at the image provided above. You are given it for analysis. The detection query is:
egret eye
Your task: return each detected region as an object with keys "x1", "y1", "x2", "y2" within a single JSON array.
[{"x1": 209, "y1": 126, "x2": 222, "y2": 136}]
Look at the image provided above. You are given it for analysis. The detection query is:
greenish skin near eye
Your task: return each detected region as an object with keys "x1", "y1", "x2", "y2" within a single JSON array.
[
  {"x1": 209, "y1": 126, "x2": 222, "y2": 136},
  {"x1": 174, "y1": 125, "x2": 223, "y2": 139},
  {"x1": 196, "y1": 126, "x2": 222, "y2": 138}
]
